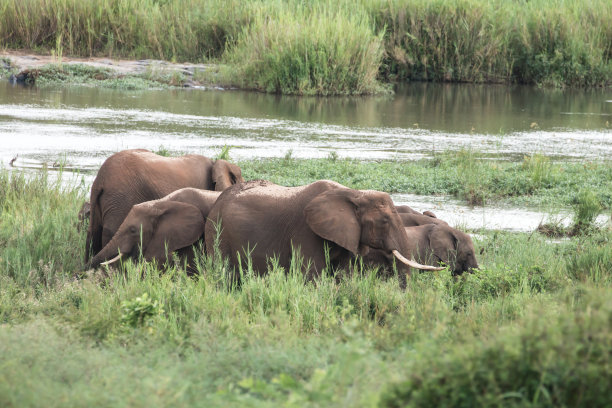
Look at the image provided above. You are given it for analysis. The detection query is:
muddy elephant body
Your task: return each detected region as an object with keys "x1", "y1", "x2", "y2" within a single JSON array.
[
  {"x1": 205, "y1": 180, "x2": 442, "y2": 289},
  {"x1": 86, "y1": 149, "x2": 243, "y2": 262},
  {"x1": 89, "y1": 188, "x2": 222, "y2": 273}
]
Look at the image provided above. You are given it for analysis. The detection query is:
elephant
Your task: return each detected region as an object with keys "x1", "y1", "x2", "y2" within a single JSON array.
[
  {"x1": 204, "y1": 180, "x2": 443, "y2": 289},
  {"x1": 363, "y1": 224, "x2": 479, "y2": 277},
  {"x1": 89, "y1": 188, "x2": 222, "y2": 273},
  {"x1": 399, "y1": 212, "x2": 448, "y2": 227},
  {"x1": 395, "y1": 205, "x2": 438, "y2": 218},
  {"x1": 85, "y1": 149, "x2": 244, "y2": 262}
]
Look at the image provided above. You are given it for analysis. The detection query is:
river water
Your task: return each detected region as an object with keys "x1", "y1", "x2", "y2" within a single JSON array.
[{"x1": 1, "y1": 82, "x2": 610, "y2": 231}]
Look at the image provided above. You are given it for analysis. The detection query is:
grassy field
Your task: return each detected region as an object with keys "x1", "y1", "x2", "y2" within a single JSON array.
[
  {"x1": 1, "y1": 0, "x2": 611, "y2": 94},
  {"x1": 0, "y1": 155, "x2": 610, "y2": 406}
]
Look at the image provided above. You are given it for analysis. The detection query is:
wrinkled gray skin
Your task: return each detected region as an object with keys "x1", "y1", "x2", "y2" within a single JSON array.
[
  {"x1": 86, "y1": 149, "x2": 243, "y2": 262},
  {"x1": 89, "y1": 188, "x2": 221, "y2": 274},
  {"x1": 205, "y1": 180, "x2": 439, "y2": 290},
  {"x1": 363, "y1": 224, "x2": 479, "y2": 276}
]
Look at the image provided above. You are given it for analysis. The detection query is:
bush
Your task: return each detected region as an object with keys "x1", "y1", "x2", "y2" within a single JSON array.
[{"x1": 224, "y1": 6, "x2": 386, "y2": 95}]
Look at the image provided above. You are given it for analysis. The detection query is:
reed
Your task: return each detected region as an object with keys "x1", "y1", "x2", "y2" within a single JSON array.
[
  {"x1": 224, "y1": 5, "x2": 386, "y2": 95},
  {"x1": 2, "y1": 0, "x2": 610, "y2": 93}
]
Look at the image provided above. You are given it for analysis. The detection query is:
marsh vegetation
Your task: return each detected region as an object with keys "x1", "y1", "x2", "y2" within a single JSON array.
[
  {"x1": 2, "y1": 0, "x2": 611, "y2": 94},
  {"x1": 0, "y1": 156, "x2": 610, "y2": 406}
]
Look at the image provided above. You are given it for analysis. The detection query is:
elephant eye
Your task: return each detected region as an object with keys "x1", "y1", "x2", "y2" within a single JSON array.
[{"x1": 129, "y1": 226, "x2": 138, "y2": 234}]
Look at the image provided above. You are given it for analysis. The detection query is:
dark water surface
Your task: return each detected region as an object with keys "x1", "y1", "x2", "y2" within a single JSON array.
[{"x1": 1, "y1": 82, "x2": 610, "y2": 230}]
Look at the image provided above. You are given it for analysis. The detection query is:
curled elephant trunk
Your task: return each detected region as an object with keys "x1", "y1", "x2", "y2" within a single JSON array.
[{"x1": 392, "y1": 250, "x2": 445, "y2": 271}]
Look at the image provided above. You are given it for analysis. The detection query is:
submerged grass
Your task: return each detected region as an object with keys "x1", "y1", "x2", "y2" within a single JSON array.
[
  {"x1": 1, "y1": 0, "x2": 611, "y2": 93},
  {"x1": 0, "y1": 165, "x2": 611, "y2": 405}
]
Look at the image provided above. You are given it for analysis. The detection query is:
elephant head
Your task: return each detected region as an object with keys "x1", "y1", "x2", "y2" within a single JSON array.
[
  {"x1": 212, "y1": 159, "x2": 244, "y2": 191},
  {"x1": 89, "y1": 200, "x2": 205, "y2": 269},
  {"x1": 304, "y1": 188, "x2": 443, "y2": 288},
  {"x1": 407, "y1": 224, "x2": 479, "y2": 276}
]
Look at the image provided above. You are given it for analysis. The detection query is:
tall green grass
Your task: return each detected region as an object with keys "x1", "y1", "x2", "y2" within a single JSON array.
[
  {"x1": 1, "y1": 0, "x2": 610, "y2": 93},
  {"x1": 224, "y1": 5, "x2": 386, "y2": 95},
  {"x1": 0, "y1": 166, "x2": 610, "y2": 406}
]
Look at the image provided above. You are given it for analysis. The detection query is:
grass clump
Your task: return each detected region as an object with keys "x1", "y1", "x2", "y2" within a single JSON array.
[
  {"x1": 225, "y1": 6, "x2": 386, "y2": 95},
  {"x1": 572, "y1": 189, "x2": 602, "y2": 232}
]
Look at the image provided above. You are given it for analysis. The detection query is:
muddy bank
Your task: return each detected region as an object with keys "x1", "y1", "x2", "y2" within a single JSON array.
[{"x1": 1, "y1": 50, "x2": 218, "y2": 88}]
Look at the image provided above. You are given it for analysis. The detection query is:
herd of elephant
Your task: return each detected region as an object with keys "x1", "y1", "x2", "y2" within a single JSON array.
[{"x1": 82, "y1": 149, "x2": 479, "y2": 289}]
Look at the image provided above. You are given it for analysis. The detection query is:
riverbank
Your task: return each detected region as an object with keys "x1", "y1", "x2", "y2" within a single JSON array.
[
  {"x1": 2, "y1": 0, "x2": 611, "y2": 94},
  {"x1": 0, "y1": 50, "x2": 222, "y2": 90}
]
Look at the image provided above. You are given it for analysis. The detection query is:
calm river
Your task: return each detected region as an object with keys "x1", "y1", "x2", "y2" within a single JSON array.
[{"x1": 1, "y1": 82, "x2": 610, "y2": 231}]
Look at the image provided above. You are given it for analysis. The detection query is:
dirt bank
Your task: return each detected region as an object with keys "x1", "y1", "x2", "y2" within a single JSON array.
[
  {"x1": 2, "y1": 50, "x2": 212, "y2": 76},
  {"x1": 0, "y1": 50, "x2": 220, "y2": 88}
]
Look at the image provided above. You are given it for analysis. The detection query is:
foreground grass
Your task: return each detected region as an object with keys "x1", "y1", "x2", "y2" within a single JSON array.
[
  {"x1": 1, "y1": 0, "x2": 611, "y2": 94},
  {"x1": 0, "y1": 167, "x2": 611, "y2": 406}
]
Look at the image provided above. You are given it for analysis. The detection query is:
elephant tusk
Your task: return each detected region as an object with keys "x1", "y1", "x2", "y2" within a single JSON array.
[
  {"x1": 392, "y1": 250, "x2": 445, "y2": 271},
  {"x1": 101, "y1": 253, "x2": 122, "y2": 266}
]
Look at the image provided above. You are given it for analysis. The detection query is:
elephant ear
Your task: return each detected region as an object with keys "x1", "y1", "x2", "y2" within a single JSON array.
[
  {"x1": 304, "y1": 189, "x2": 360, "y2": 255},
  {"x1": 143, "y1": 201, "x2": 205, "y2": 262},
  {"x1": 429, "y1": 225, "x2": 458, "y2": 265},
  {"x1": 212, "y1": 160, "x2": 243, "y2": 191}
]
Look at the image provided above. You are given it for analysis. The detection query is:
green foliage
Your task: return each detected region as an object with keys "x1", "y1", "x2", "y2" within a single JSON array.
[
  {"x1": 154, "y1": 145, "x2": 171, "y2": 157},
  {"x1": 380, "y1": 288, "x2": 612, "y2": 407},
  {"x1": 120, "y1": 293, "x2": 164, "y2": 328},
  {"x1": 216, "y1": 145, "x2": 232, "y2": 161},
  {"x1": 238, "y1": 154, "x2": 612, "y2": 208},
  {"x1": 225, "y1": 5, "x2": 386, "y2": 95},
  {"x1": 572, "y1": 189, "x2": 602, "y2": 232},
  {"x1": 0, "y1": 165, "x2": 611, "y2": 406},
  {"x1": 34, "y1": 63, "x2": 176, "y2": 89},
  {"x1": 4, "y1": 0, "x2": 609, "y2": 93},
  {"x1": 0, "y1": 169, "x2": 87, "y2": 286}
]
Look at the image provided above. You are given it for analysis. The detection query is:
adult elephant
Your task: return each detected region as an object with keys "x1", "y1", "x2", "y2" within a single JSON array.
[
  {"x1": 205, "y1": 180, "x2": 443, "y2": 289},
  {"x1": 89, "y1": 188, "x2": 221, "y2": 273},
  {"x1": 363, "y1": 224, "x2": 479, "y2": 277},
  {"x1": 86, "y1": 149, "x2": 243, "y2": 262}
]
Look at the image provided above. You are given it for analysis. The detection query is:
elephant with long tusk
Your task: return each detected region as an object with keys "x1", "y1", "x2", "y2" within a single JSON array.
[{"x1": 205, "y1": 180, "x2": 443, "y2": 290}]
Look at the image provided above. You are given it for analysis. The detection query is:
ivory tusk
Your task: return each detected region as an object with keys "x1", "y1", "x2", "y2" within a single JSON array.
[
  {"x1": 101, "y1": 253, "x2": 122, "y2": 266},
  {"x1": 392, "y1": 250, "x2": 445, "y2": 271}
]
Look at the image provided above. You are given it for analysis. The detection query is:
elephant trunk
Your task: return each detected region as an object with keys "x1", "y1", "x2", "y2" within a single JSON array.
[
  {"x1": 387, "y1": 220, "x2": 443, "y2": 290},
  {"x1": 88, "y1": 234, "x2": 128, "y2": 269}
]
